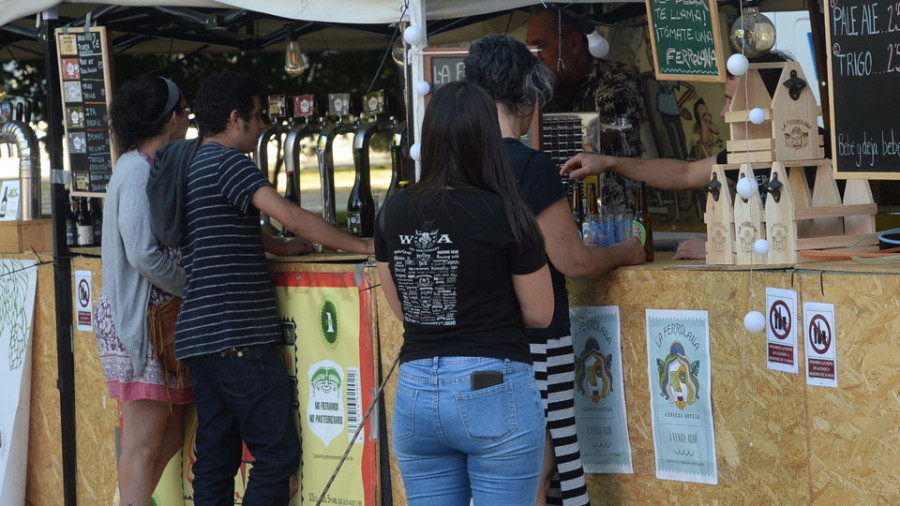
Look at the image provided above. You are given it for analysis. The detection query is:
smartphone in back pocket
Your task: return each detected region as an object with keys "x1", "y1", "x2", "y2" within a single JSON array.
[{"x1": 471, "y1": 371, "x2": 504, "y2": 391}]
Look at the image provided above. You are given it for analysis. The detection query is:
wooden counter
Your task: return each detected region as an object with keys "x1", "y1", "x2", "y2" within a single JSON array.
[{"x1": 22, "y1": 250, "x2": 900, "y2": 505}]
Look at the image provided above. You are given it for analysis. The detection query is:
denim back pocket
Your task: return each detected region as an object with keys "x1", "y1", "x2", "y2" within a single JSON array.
[
  {"x1": 455, "y1": 382, "x2": 518, "y2": 441},
  {"x1": 391, "y1": 385, "x2": 418, "y2": 441}
]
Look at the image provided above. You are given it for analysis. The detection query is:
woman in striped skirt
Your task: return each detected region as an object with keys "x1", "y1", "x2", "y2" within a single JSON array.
[{"x1": 464, "y1": 34, "x2": 647, "y2": 505}]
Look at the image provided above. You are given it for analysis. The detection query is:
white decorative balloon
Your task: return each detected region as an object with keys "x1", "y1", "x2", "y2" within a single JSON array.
[
  {"x1": 744, "y1": 311, "x2": 765, "y2": 333},
  {"x1": 415, "y1": 81, "x2": 431, "y2": 96},
  {"x1": 410, "y1": 142, "x2": 421, "y2": 161},
  {"x1": 586, "y1": 31, "x2": 610, "y2": 58},
  {"x1": 749, "y1": 107, "x2": 766, "y2": 124},
  {"x1": 754, "y1": 238, "x2": 770, "y2": 255},
  {"x1": 736, "y1": 177, "x2": 757, "y2": 199},
  {"x1": 403, "y1": 25, "x2": 423, "y2": 45},
  {"x1": 727, "y1": 53, "x2": 749, "y2": 76}
]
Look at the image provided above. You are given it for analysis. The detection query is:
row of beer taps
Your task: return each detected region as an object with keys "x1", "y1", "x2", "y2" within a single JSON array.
[{"x1": 253, "y1": 93, "x2": 408, "y2": 238}]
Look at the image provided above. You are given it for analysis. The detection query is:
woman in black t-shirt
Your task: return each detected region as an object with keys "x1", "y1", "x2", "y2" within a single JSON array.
[
  {"x1": 465, "y1": 34, "x2": 647, "y2": 506},
  {"x1": 375, "y1": 82, "x2": 553, "y2": 505}
]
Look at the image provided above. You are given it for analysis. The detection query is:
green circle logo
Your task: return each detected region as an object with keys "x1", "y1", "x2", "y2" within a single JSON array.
[{"x1": 320, "y1": 300, "x2": 338, "y2": 346}]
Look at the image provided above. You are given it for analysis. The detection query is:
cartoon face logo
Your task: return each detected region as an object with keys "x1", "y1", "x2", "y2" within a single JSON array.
[
  {"x1": 770, "y1": 223, "x2": 787, "y2": 252},
  {"x1": 310, "y1": 366, "x2": 342, "y2": 394},
  {"x1": 657, "y1": 341, "x2": 700, "y2": 410},
  {"x1": 709, "y1": 223, "x2": 727, "y2": 253},
  {"x1": 575, "y1": 338, "x2": 613, "y2": 403},
  {"x1": 784, "y1": 126, "x2": 809, "y2": 149}
]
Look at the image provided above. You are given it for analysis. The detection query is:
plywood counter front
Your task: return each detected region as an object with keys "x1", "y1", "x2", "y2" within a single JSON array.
[
  {"x1": 563, "y1": 254, "x2": 900, "y2": 504},
  {"x1": 24, "y1": 250, "x2": 900, "y2": 505}
]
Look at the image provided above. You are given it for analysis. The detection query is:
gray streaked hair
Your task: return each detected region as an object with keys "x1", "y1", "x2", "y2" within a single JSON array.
[{"x1": 465, "y1": 33, "x2": 554, "y2": 115}]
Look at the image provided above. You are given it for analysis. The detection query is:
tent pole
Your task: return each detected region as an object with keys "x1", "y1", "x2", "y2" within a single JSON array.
[
  {"x1": 40, "y1": 9, "x2": 79, "y2": 506},
  {"x1": 409, "y1": 0, "x2": 426, "y2": 182}
]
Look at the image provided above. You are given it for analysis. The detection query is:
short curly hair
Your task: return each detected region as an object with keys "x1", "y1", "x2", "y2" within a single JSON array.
[
  {"x1": 464, "y1": 34, "x2": 554, "y2": 115},
  {"x1": 193, "y1": 71, "x2": 262, "y2": 138}
]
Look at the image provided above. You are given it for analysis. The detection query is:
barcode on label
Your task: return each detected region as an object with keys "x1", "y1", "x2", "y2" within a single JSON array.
[{"x1": 347, "y1": 367, "x2": 362, "y2": 442}]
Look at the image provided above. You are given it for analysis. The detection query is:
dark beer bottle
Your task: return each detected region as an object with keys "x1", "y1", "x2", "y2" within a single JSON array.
[
  {"x1": 90, "y1": 197, "x2": 103, "y2": 246},
  {"x1": 64, "y1": 191, "x2": 77, "y2": 247},
  {"x1": 571, "y1": 180, "x2": 585, "y2": 237},
  {"x1": 633, "y1": 182, "x2": 653, "y2": 261},
  {"x1": 281, "y1": 161, "x2": 300, "y2": 239},
  {"x1": 76, "y1": 197, "x2": 94, "y2": 246}
]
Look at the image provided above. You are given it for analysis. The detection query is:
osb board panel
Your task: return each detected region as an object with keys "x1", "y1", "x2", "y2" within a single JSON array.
[
  {"x1": 568, "y1": 268, "x2": 811, "y2": 505},
  {"x1": 70, "y1": 256, "x2": 119, "y2": 505},
  {"x1": 798, "y1": 272, "x2": 900, "y2": 504},
  {"x1": 372, "y1": 274, "x2": 405, "y2": 506},
  {"x1": 13, "y1": 253, "x2": 65, "y2": 506}
]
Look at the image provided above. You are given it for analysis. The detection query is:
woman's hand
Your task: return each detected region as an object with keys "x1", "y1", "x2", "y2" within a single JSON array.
[{"x1": 673, "y1": 235, "x2": 707, "y2": 260}]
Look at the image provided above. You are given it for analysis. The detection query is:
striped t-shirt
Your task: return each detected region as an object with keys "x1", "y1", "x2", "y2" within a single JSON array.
[{"x1": 175, "y1": 142, "x2": 280, "y2": 359}]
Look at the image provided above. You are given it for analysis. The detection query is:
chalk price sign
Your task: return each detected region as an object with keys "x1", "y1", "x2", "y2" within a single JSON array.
[
  {"x1": 827, "y1": 0, "x2": 900, "y2": 179},
  {"x1": 645, "y1": 0, "x2": 725, "y2": 82},
  {"x1": 55, "y1": 27, "x2": 114, "y2": 193}
]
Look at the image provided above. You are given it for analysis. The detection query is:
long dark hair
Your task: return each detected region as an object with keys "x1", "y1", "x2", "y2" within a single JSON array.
[{"x1": 408, "y1": 81, "x2": 544, "y2": 251}]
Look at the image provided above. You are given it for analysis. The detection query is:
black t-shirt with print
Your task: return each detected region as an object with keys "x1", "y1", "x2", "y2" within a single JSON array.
[
  {"x1": 504, "y1": 139, "x2": 571, "y2": 341},
  {"x1": 375, "y1": 189, "x2": 547, "y2": 364}
]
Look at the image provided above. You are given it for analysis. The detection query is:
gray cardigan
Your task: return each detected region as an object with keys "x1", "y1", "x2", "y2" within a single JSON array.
[{"x1": 100, "y1": 150, "x2": 185, "y2": 377}]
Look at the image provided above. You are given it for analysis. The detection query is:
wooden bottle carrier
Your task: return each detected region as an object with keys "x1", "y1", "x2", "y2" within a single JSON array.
[{"x1": 704, "y1": 62, "x2": 878, "y2": 265}]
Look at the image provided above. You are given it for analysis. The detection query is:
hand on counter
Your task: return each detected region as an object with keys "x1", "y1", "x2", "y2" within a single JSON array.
[
  {"x1": 674, "y1": 235, "x2": 706, "y2": 260},
  {"x1": 262, "y1": 233, "x2": 315, "y2": 256},
  {"x1": 612, "y1": 236, "x2": 647, "y2": 266}
]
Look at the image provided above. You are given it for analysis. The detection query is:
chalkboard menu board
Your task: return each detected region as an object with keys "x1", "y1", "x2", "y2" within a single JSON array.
[
  {"x1": 645, "y1": 0, "x2": 725, "y2": 82},
  {"x1": 56, "y1": 27, "x2": 114, "y2": 194},
  {"x1": 826, "y1": 0, "x2": 900, "y2": 180}
]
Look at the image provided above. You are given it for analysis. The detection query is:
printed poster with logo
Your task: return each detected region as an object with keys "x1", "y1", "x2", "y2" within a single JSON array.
[
  {"x1": 0, "y1": 259, "x2": 38, "y2": 505},
  {"x1": 569, "y1": 306, "x2": 633, "y2": 474},
  {"x1": 803, "y1": 302, "x2": 837, "y2": 388},
  {"x1": 274, "y1": 270, "x2": 377, "y2": 506},
  {"x1": 645, "y1": 309, "x2": 717, "y2": 485},
  {"x1": 766, "y1": 287, "x2": 799, "y2": 373}
]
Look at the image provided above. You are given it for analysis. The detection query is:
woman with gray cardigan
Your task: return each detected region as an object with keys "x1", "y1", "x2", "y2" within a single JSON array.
[{"x1": 93, "y1": 75, "x2": 191, "y2": 506}]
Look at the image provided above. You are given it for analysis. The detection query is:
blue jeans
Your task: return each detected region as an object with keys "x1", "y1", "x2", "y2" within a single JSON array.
[
  {"x1": 391, "y1": 357, "x2": 545, "y2": 506},
  {"x1": 184, "y1": 344, "x2": 300, "y2": 506}
]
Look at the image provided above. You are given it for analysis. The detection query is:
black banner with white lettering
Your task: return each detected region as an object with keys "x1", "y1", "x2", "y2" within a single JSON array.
[{"x1": 827, "y1": 0, "x2": 900, "y2": 179}]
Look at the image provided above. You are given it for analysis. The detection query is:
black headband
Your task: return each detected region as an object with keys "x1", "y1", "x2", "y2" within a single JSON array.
[{"x1": 152, "y1": 77, "x2": 181, "y2": 123}]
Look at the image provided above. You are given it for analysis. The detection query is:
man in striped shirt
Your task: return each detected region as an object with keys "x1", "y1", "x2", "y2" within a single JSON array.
[{"x1": 177, "y1": 71, "x2": 373, "y2": 505}]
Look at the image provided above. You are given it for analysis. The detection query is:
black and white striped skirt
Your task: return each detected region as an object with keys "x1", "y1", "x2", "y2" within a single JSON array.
[{"x1": 531, "y1": 336, "x2": 591, "y2": 506}]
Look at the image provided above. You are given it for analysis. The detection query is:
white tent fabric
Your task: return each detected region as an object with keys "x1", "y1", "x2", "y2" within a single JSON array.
[{"x1": 0, "y1": 0, "x2": 629, "y2": 27}]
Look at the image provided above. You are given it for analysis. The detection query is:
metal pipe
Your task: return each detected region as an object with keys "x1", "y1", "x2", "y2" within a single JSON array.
[
  {"x1": 0, "y1": 121, "x2": 41, "y2": 220},
  {"x1": 315, "y1": 120, "x2": 352, "y2": 226}
]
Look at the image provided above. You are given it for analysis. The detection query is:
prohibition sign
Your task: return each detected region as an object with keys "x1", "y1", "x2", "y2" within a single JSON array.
[
  {"x1": 77, "y1": 279, "x2": 90, "y2": 308},
  {"x1": 808, "y1": 314, "x2": 831, "y2": 354},
  {"x1": 769, "y1": 300, "x2": 791, "y2": 340}
]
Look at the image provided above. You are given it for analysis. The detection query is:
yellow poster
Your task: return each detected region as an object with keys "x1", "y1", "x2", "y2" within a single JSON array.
[
  {"x1": 273, "y1": 271, "x2": 377, "y2": 506},
  {"x1": 171, "y1": 271, "x2": 375, "y2": 505}
]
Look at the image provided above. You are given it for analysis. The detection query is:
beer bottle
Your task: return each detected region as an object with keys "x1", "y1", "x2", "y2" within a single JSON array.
[
  {"x1": 282, "y1": 160, "x2": 300, "y2": 239},
  {"x1": 633, "y1": 182, "x2": 653, "y2": 261},
  {"x1": 64, "y1": 191, "x2": 77, "y2": 247},
  {"x1": 571, "y1": 180, "x2": 584, "y2": 237},
  {"x1": 76, "y1": 197, "x2": 94, "y2": 246},
  {"x1": 0, "y1": 187, "x2": 7, "y2": 218},
  {"x1": 582, "y1": 181, "x2": 599, "y2": 244},
  {"x1": 90, "y1": 197, "x2": 103, "y2": 246}
]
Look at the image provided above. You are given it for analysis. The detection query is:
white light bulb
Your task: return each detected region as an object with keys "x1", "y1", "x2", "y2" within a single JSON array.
[
  {"x1": 410, "y1": 142, "x2": 421, "y2": 161},
  {"x1": 403, "y1": 25, "x2": 423, "y2": 46},
  {"x1": 749, "y1": 107, "x2": 766, "y2": 124},
  {"x1": 754, "y1": 238, "x2": 770, "y2": 255},
  {"x1": 415, "y1": 81, "x2": 431, "y2": 96},
  {"x1": 727, "y1": 53, "x2": 749, "y2": 76},
  {"x1": 744, "y1": 311, "x2": 765, "y2": 333},
  {"x1": 736, "y1": 177, "x2": 757, "y2": 200},
  {"x1": 586, "y1": 31, "x2": 609, "y2": 58}
]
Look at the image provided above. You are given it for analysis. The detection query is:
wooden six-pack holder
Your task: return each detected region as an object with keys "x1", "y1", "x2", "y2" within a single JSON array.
[{"x1": 704, "y1": 62, "x2": 878, "y2": 265}]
